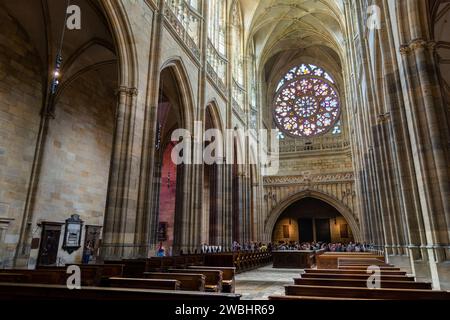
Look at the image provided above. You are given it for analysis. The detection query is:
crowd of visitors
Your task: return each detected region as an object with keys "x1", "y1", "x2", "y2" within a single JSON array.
[{"x1": 274, "y1": 241, "x2": 374, "y2": 252}]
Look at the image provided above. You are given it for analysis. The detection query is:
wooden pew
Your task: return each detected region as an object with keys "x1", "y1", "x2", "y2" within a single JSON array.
[
  {"x1": 0, "y1": 269, "x2": 68, "y2": 285},
  {"x1": 188, "y1": 266, "x2": 236, "y2": 293},
  {"x1": 338, "y1": 265, "x2": 400, "y2": 271},
  {"x1": 203, "y1": 252, "x2": 272, "y2": 273},
  {"x1": 300, "y1": 273, "x2": 415, "y2": 281},
  {"x1": 284, "y1": 285, "x2": 450, "y2": 300},
  {"x1": 105, "y1": 259, "x2": 146, "y2": 278},
  {"x1": 304, "y1": 268, "x2": 407, "y2": 276},
  {"x1": 294, "y1": 278, "x2": 432, "y2": 290},
  {"x1": 269, "y1": 295, "x2": 377, "y2": 301},
  {"x1": 317, "y1": 253, "x2": 385, "y2": 269},
  {"x1": 143, "y1": 272, "x2": 205, "y2": 291},
  {"x1": 169, "y1": 269, "x2": 222, "y2": 292},
  {"x1": 0, "y1": 273, "x2": 28, "y2": 283},
  {"x1": 36, "y1": 267, "x2": 98, "y2": 286},
  {"x1": 107, "y1": 277, "x2": 180, "y2": 290},
  {"x1": 0, "y1": 283, "x2": 241, "y2": 301}
]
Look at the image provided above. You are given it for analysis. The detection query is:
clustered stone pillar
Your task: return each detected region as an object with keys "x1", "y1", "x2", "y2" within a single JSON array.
[
  {"x1": 101, "y1": 86, "x2": 139, "y2": 260},
  {"x1": 344, "y1": 0, "x2": 449, "y2": 290}
]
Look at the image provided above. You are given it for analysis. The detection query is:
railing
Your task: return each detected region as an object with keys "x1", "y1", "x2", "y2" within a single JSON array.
[
  {"x1": 206, "y1": 39, "x2": 227, "y2": 94},
  {"x1": 163, "y1": 1, "x2": 201, "y2": 61},
  {"x1": 279, "y1": 136, "x2": 350, "y2": 153}
]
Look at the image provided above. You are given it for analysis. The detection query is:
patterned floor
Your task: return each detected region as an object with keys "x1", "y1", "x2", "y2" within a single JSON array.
[{"x1": 235, "y1": 265, "x2": 302, "y2": 300}]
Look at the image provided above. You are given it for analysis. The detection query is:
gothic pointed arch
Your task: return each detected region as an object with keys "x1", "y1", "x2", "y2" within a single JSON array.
[{"x1": 265, "y1": 189, "x2": 362, "y2": 242}]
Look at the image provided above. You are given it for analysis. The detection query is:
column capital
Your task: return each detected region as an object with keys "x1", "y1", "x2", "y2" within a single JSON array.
[
  {"x1": 116, "y1": 86, "x2": 138, "y2": 96},
  {"x1": 400, "y1": 39, "x2": 436, "y2": 55}
]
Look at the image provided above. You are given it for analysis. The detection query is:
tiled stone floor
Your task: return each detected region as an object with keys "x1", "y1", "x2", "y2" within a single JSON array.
[{"x1": 235, "y1": 265, "x2": 303, "y2": 300}]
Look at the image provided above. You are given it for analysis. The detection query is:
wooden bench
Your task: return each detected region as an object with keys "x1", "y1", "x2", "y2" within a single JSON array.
[
  {"x1": 284, "y1": 285, "x2": 450, "y2": 300},
  {"x1": 143, "y1": 272, "x2": 205, "y2": 291},
  {"x1": 169, "y1": 269, "x2": 222, "y2": 292},
  {"x1": 0, "y1": 273, "x2": 28, "y2": 283},
  {"x1": 188, "y1": 266, "x2": 236, "y2": 293},
  {"x1": 203, "y1": 252, "x2": 272, "y2": 273},
  {"x1": 105, "y1": 260, "x2": 146, "y2": 278},
  {"x1": 0, "y1": 283, "x2": 241, "y2": 301},
  {"x1": 0, "y1": 269, "x2": 68, "y2": 285},
  {"x1": 304, "y1": 268, "x2": 407, "y2": 276},
  {"x1": 294, "y1": 278, "x2": 432, "y2": 290},
  {"x1": 269, "y1": 295, "x2": 378, "y2": 301},
  {"x1": 317, "y1": 253, "x2": 385, "y2": 269},
  {"x1": 338, "y1": 265, "x2": 400, "y2": 271},
  {"x1": 300, "y1": 272, "x2": 415, "y2": 281},
  {"x1": 107, "y1": 277, "x2": 180, "y2": 290},
  {"x1": 36, "y1": 264, "x2": 124, "y2": 286}
]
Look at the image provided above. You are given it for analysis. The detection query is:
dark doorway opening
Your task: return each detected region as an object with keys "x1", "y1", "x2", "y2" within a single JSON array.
[
  {"x1": 298, "y1": 218, "x2": 313, "y2": 242},
  {"x1": 37, "y1": 223, "x2": 62, "y2": 266},
  {"x1": 315, "y1": 218, "x2": 331, "y2": 242}
]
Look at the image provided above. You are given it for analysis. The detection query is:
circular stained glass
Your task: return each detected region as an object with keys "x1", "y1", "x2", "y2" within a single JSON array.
[{"x1": 273, "y1": 64, "x2": 340, "y2": 138}]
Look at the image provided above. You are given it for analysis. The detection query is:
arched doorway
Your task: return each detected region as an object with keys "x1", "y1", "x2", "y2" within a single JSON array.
[
  {"x1": 266, "y1": 190, "x2": 361, "y2": 243},
  {"x1": 154, "y1": 65, "x2": 192, "y2": 255},
  {"x1": 272, "y1": 197, "x2": 354, "y2": 244}
]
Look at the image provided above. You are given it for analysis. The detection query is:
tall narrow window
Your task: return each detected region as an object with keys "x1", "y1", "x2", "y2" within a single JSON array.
[
  {"x1": 231, "y1": 1, "x2": 244, "y2": 85},
  {"x1": 231, "y1": 1, "x2": 244, "y2": 109},
  {"x1": 207, "y1": 0, "x2": 227, "y2": 89}
]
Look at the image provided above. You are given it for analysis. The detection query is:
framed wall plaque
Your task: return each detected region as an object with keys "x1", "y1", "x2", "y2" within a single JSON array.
[{"x1": 62, "y1": 214, "x2": 83, "y2": 254}]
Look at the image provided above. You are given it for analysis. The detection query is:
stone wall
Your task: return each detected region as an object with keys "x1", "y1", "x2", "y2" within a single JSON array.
[
  {"x1": 0, "y1": 8, "x2": 43, "y2": 267},
  {"x1": 26, "y1": 71, "x2": 115, "y2": 266}
]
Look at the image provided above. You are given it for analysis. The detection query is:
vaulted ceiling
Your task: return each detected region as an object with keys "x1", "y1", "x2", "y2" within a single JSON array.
[
  {"x1": 0, "y1": 0, "x2": 117, "y2": 95},
  {"x1": 240, "y1": 0, "x2": 346, "y2": 131}
]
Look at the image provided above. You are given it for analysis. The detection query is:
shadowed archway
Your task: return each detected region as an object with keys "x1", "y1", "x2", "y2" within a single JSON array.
[{"x1": 265, "y1": 190, "x2": 361, "y2": 243}]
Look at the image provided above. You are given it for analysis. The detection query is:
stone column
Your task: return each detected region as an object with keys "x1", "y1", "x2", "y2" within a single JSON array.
[{"x1": 101, "y1": 86, "x2": 138, "y2": 259}]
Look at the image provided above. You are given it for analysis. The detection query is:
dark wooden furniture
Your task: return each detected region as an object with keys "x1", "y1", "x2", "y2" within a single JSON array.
[
  {"x1": 284, "y1": 285, "x2": 450, "y2": 300},
  {"x1": 300, "y1": 272, "x2": 415, "y2": 281},
  {"x1": 272, "y1": 250, "x2": 315, "y2": 269},
  {"x1": 107, "y1": 277, "x2": 180, "y2": 290},
  {"x1": 188, "y1": 266, "x2": 236, "y2": 293},
  {"x1": 143, "y1": 272, "x2": 205, "y2": 291},
  {"x1": 304, "y1": 268, "x2": 407, "y2": 276},
  {"x1": 294, "y1": 278, "x2": 432, "y2": 289},
  {"x1": 0, "y1": 283, "x2": 241, "y2": 301},
  {"x1": 169, "y1": 269, "x2": 222, "y2": 292},
  {"x1": 316, "y1": 252, "x2": 385, "y2": 269}
]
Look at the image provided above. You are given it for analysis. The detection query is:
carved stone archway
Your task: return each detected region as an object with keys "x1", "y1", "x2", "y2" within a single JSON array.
[{"x1": 265, "y1": 189, "x2": 362, "y2": 242}]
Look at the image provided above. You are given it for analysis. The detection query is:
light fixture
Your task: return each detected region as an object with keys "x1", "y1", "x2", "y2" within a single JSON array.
[{"x1": 50, "y1": 0, "x2": 71, "y2": 96}]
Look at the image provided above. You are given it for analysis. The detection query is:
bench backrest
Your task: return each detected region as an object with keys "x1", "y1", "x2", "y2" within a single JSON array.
[
  {"x1": 304, "y1": 268, "x2": 407, "y2": 275},
  {"x1": 300, "y1": 273, "x2": 415, "y2": 281},
  {"x1": 108, "y1": 277, "x2": 180, "y2": 290},
  {"x1": 294, "y1": 278, "x2": 432, "y2": 290},
  {"x1": 143, "y1": 272, "x2": 205, "y2": 291},
  {"x1": 187, "y1": 266, "x2": 235, "y2": 281},
  {"x1": 285, "y1": 285, "x2": 450, "y2": 300},
  {"x1": 0, "y1": 283, "x2": 241, "y2": 301},
  {"x1": 169, "y1": 269, "x2": 222, "y2": 291}
]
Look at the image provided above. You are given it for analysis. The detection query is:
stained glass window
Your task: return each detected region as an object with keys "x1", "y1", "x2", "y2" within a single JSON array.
[{"x1": 274, "y1": 64, "x2": 340, "y2": 138}]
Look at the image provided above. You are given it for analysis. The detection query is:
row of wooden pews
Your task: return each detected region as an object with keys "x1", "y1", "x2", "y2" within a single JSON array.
[
  {"x1": 269, "y1": 252, "x2": 450, "y2": 300},
  {"x1": 203, "y1": 251, "x2": 272, "y2": 273},
  {"x1": 0, "y1": 260, "x2": 241, "y2": 300}
]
